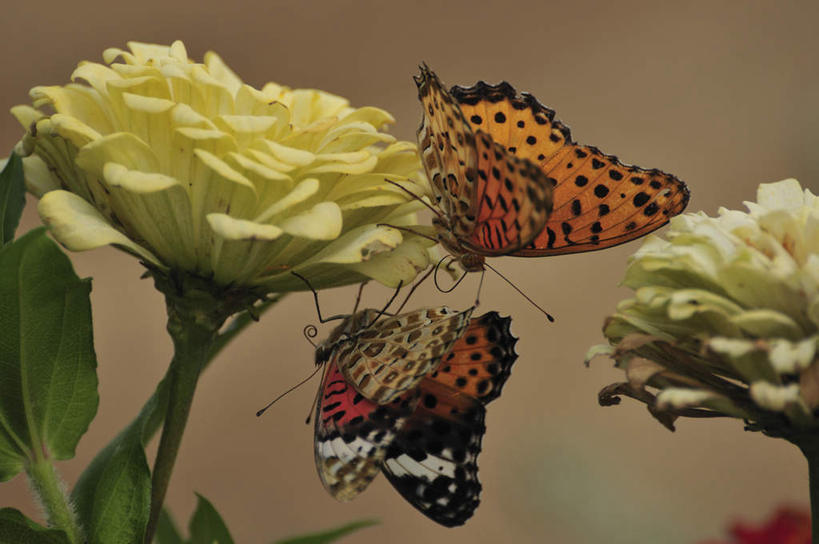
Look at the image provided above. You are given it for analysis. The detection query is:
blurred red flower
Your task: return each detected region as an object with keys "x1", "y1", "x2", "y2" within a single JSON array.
[{"x1": 701, "y1": 508, "x2": 810, "y2": 544}]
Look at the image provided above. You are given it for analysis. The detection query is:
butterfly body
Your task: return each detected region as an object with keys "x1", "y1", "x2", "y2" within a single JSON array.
[
  {"x1": 415, "y1": 66, "x2": 690, "y2": 267},
  {"x1": 312, "y1": 308, "x2": 518, "y2": 526}
]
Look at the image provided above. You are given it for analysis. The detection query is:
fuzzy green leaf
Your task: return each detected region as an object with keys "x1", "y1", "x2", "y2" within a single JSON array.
[
  {"x1": 0, "y1": 508, "x2": 70, "y2": 543},
  {"x1": 275, "y1": 520, "x2": 379, "y2": 544},
  {"x1": 0, "y1": 153, "x2": 26, "y2": 245},
  {"x1": 188, "y1": 494, "x2": 234, "y2": 544},
  {"x1": 70, "y1": 379, "x2": 164, "y2": 544},
  {"x1": 0, "y1": 228, "x2": 97, "y2": 481}
]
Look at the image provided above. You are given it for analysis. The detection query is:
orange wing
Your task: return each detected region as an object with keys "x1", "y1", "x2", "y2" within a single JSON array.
[
  {"x1": 428, "y1": 311, "x2": 517, "y2": 402},
  {"x1": 415, "y1": 66, "x2": 553, "y2": 255},
  {"x1": 451, "y1": 81, "x2": 689, "y2": 256}
]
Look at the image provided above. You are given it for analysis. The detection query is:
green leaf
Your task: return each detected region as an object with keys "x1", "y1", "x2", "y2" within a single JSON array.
[
  {"x1": 71, "y1": 379, "x2": 166, "y2": 544},
  {"x1": 0, "y1": 508, "x2": 70, "y2": 544},
  {"x1": 275, "y1": 520, "x2": 379, "y2": 544},
  {"x1": 156, "y1": 509, "x2": 183, "y2": 544},
  {"x1": 0, "y1": 228, "x2": 98, "y2": 481},
  {"x1": 188, "y1": 493, "x2": 234, "y2": 544},
  {"x1": 68, "y1": 293, "x2": 284, "y2": 543},
  {"x1": 0, "y1": 152, "x2": 26, "y2": 245}
]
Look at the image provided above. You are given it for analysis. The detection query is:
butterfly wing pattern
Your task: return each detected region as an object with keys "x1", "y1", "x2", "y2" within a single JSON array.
[
  {"x1": 381, "y1": 311, "x2": 518, "y2": 527},
  {"x1": 451, "y1": 80, "x2": 689, "y2": 255},
  {"x1": 313, "y1": 309, "x2": 518, "y2": 526},
  {"x1": 314, "y1": 360, "x2": 418, "y2": 501},
  {"x1": 415, "y1": 66, "x2": 690, "y2": 265},
  {"x1": 336, "y1": 307, "x2": 474, "y2": 404},
  {"x1": 414, "y1": 66, "x2": 554, "y2": 269}
]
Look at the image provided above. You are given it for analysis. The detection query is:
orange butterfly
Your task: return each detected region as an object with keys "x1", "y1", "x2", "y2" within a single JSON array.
[{"x1": 413, "y1": 65, "x2": 689, "y2": 272}]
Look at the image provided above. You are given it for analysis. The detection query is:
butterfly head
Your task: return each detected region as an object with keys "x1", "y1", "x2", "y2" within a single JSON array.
[
  {"x1": 313, "y1": 309, "x2": 382, "y2": 366},
  {"x1": 433, "y1": 222, "x2": 486, "y2": 273}
]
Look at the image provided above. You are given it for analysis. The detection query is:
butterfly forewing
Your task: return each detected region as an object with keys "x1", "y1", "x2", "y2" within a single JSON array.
[
  {"x1": 416, "y1": 67, "x2": 554, "y2": 256},
  {"x1": 452, "y1": 79, "x2": 689, "y2": 256},
  {"x1": 337, "y1": 307, "x2": 474, "y2": 404},
  {"x1": 416, "y1": 66, "x2": 479, "y2": 238},
  {"x1": 314, "y1": 360, "x2": 419, "y2": 502},
  {"x1": 380, "y1": 312, "x2": 518, "y2": 527},
  {"x1": 451, "y1": 81, "x2": 570, "y2": 165}
]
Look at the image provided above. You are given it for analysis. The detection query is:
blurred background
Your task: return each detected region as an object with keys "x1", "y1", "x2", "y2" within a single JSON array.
[{"x1": 1, "y1": 1, "x2": 817, "y2": 542}]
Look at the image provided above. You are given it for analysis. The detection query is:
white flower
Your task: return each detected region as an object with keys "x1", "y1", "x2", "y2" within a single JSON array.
[
  {"x1": 11, "y1": 41, "x2": 434, "y2": 293},
  {"x1": 589, "y1": 179, "x2": 819, "y2": 433}
]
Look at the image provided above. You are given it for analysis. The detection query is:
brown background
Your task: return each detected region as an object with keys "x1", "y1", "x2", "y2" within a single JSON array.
[{"x1": 1, "y1": 1, "x2": 818, "y2": 542}]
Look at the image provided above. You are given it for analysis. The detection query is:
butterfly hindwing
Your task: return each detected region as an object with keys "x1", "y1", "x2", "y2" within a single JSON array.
[
  {"x1": 452, "y1": 79, "x2": 690, "y2": 256},
  {"x1": 429, "y1": 311, "x2": 517, "y2": 403},
  {"x1": 337, "y1": 307, "x2": 474, "y2": 404},
  {"x1": 465, "y1": 132, "x2": 553, "y2": 255},
  {"x1": 380, "y1": 312, "x2": 518, "y2": 527},
  {"x1": 314, "y1": 359, "x2": 419, "y2": 502}
]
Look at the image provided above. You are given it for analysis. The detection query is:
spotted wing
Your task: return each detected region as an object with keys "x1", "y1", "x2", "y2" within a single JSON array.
[
  {"x1": 451, "y1": 80, "x2": 689, "y2": 255},
  {"x1": 313, "y1": 360, "x2": 419, "y2": 502},
  {"x1": 337, "y1": 306, "x2": 474, "y2": 405},
  {"x1": 380, "y1": 312, "x2": 517, "y2": 527},
  {"x1": 415, "y1": 66, "x2": 553, "y2": 255}
]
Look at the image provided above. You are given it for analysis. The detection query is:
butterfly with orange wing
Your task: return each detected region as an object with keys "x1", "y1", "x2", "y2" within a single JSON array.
[
  {"x1": 414, "y1": 65, "x2": 689, "y2": 272},
  {"x1": 312, "y1": 305, "x2": 517, "y2": 527}
]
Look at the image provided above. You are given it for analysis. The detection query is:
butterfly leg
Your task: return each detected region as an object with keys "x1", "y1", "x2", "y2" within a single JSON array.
[
  {"x1": 292, "y1": 271, "x2": 350, "y2": 324},
  {"x1": 375, "y1": 223, "x2": 439, "y2": 244},
  {"x1": 362, "y1": 280, "x2": 404, "y2": 328},
  {"x1": 392, "y1": 265, "x2": 436, "y2": 315},
  {"x1": 383, "y1": 178, "x2": 445, "y2": 221},
  {"x1": 351, "y1": 281, "x2": 369, "y2": 314}
]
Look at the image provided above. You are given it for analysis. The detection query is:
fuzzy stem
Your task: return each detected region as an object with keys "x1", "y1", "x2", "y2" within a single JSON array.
[
  {"x1": 144, "y1": 311, "x2": 217, "y2": 544},
  {"x1": 26, "y1": 457, "x2": 81, "y2": 543}
]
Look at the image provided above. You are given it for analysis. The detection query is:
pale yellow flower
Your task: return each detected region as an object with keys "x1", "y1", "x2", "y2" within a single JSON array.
[
  {"x1": 588, "y1": 179, "x2": 819, "y2": 434},
  {"x1": 12, "y1": 41, "x2": 433, "y2": 292}
]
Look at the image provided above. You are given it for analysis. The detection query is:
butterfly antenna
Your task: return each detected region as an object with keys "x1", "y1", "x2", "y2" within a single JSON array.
[
  {"x1": 302, "y1": 324, "x2": 318, "y2": 347},
  {"x1": 383, "y1": 178, "x2": 445, "y2": 221},
  {"x1": 305, "y1": 362, "x2": 330, "y2": 425},
  {"x1": 364, "y1": 280, "x2": 404, "y2": 328},
  {"x1": 483, "y1": 262, "x2": 555, "y2": 322},
  {"x1": 433, "y1": 255, "x2": 468, "y2": 294},
  {"x1": 393, "y1": 265, "x2": 435, "y2": 315},
  {"x1": 256, "y1": 363, "x2": 325, "y2": 418},
  {"x1": 291, "y1": 271, "x2": 347, "y2": 323},
  {"x1": 474, "y1": 268, "x2": 486, "y2": 308}
]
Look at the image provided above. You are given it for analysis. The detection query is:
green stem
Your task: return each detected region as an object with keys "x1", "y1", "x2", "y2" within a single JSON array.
[
  {"x1": 144, "y1": 309, "x2": 219, "y2": 544},
  {"x1": 797, "y1": 439, "x2": 819, "y2": 544},
  {"x1": 141, "y1": 295, "x2": 285, "y2": 444},
  {"x1": 785, "y1": 430, "x2": 819, "y2": 543},
  {"x1": 26, "y1": 457, "x2": 81, "y2": 543}
]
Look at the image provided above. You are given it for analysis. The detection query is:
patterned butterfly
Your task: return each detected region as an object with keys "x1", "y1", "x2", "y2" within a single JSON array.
[
  {"x1": 414, "y1": 65, "x2": 690, "y2": 272},
  {"x1": 312, "y1": 306, "x2": 517, "y2": 527}
]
